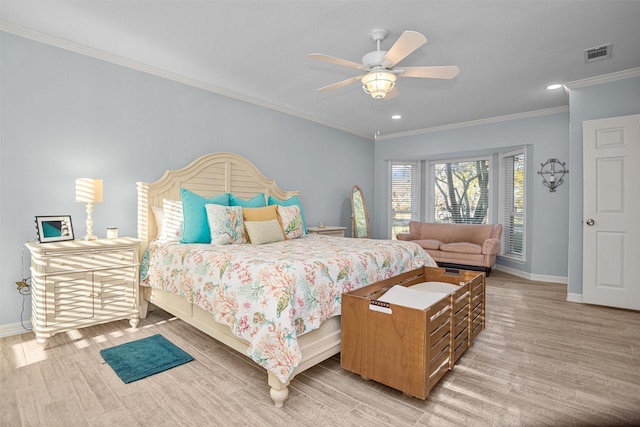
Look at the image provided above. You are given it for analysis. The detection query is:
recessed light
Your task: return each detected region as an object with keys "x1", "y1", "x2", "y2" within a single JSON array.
[
  {"x1": 391, "y1": 115, "x2": 402, "y2": 120},
  {"x1": 546, "y1": 84, "x2": 563, "y2": 90}
]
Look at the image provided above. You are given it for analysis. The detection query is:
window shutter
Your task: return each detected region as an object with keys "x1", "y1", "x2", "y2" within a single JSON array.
[
  {"x1": 501, "y1": 150, "x2": 525, "y2": 259},
  {"x1": 390, "y1": 162, "x2": 420, "y2": 238}
]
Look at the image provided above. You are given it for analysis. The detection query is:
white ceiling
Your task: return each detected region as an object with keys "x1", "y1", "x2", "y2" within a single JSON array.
[{"x1": 2, "y1": 1, "x2": 640, "y2": 140}]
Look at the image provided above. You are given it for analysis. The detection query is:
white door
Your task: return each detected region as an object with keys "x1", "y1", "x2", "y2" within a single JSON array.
[{"x1": 583, "y1": 114, "x2": 640, "y2": 310}]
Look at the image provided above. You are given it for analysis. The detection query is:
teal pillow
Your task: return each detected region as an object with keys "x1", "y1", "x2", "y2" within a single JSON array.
[
  {"x1": 228, "y1": 193, "x2": 266, "y2": 208},
  {"x1": 180, "y1": 189, "x2": 229, "y2": 243},
  {"x1": 268, "y1": 195, "x2": 307, "y2": 233}
]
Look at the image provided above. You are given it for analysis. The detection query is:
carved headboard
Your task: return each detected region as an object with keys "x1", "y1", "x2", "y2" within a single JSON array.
[{"x1": 137, "y1": 152, "x2": 299, "y2": 249}]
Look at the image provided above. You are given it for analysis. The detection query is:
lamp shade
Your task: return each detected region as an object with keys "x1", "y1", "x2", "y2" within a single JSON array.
[
  {"x1": 361, "y1": 71, "x2": 397, "y2": 99},
  {"x1": 75, "y1": 178, "x2": 103, "y2": 203}
]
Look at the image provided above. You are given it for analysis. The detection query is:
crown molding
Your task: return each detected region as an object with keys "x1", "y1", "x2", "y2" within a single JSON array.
[
  {"x1": 0, "y1": 21, "x2": 371, "y2": 140},
  {"x1": 376, "y1": 106, "x2": 570, "y2": 141},
  {"x1": 565, "y1": 67, "x2": 640, "y2": 90}
]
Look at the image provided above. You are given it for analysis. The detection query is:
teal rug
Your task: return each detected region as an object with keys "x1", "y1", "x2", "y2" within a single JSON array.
[{"x1": 100, "y1": 334, "x2": 194, "y2": 383}]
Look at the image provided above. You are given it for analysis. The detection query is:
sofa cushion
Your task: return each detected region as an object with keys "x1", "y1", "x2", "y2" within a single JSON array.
[
  {"x1": 440, "y1": 242, "x2": 483, "y2": 255},
  {"x1": 450, "y1": 224, "x2": 492, "y2": 246},
  {"x1": 410, "y1": 221, "x2": 454, "y2": 243},
  {"x1": 413, "y1": 239, "x2": 443, "y2": 250}
]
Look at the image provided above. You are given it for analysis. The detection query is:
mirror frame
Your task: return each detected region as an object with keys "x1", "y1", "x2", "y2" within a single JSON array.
[{"x1": 351, "y1": 185, "x2": 370, "y2": 238}]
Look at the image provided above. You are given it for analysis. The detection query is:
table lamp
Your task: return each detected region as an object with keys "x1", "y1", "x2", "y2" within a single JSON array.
[{"x1": 75, "y1": 178, "x2": 103, "y2": 240}]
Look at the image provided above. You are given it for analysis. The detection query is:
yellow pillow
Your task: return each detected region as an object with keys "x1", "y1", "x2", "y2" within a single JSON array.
[
  {"x1": 243, "y1": 205, "x2": 278, "y2": 222},
  {"x1": 243, "y1": 205, "x2": 284, "y2": 243}
]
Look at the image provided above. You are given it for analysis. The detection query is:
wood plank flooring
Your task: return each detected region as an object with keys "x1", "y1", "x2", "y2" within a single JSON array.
[{"x1": 1, "y1": 271, "x2": 639, "y2": 426}]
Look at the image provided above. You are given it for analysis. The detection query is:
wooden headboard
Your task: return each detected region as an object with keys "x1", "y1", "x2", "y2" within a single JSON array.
[{"x1": 137, "y1": 152, "x2": 300, "y2": 249}]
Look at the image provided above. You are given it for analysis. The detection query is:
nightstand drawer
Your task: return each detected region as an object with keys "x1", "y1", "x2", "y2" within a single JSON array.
[{"x1": 44, "y1": 250, "x2": 135, "y2": 273}]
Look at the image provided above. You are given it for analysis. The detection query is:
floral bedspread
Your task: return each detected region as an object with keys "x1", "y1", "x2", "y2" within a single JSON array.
[{"x1": 141, "y1": 234, "x2": 435, "y2": 383}]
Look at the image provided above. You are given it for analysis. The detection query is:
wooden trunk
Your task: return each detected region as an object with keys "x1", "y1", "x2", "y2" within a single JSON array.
[{"x1": 341, "y1": 267, "x2": 485, "y2": 399}]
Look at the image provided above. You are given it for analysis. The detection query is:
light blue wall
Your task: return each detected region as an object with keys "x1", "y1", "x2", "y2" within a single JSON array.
[
  {"x1": 374, "y1": 112, "x2": 570, "y2": 279},
  {"x1": 567, "y1": 75, "x2": 640, "y2": 297},
  {"x1": 0, "y1": 33, "x2": 373, "y2": 332}
]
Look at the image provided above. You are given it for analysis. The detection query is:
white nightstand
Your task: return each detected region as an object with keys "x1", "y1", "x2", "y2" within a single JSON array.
[
  {"x1": 307, "y1": 226, "x2": 347, "y2": 237},
  {"x1": 25, "y1": 237, "x2": 141, "y2": 344}
]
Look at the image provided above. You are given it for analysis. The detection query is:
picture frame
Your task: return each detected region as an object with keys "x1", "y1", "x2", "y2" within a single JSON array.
[{"x1": 35, "y1": 215, "x2": 75, "y2": 243}]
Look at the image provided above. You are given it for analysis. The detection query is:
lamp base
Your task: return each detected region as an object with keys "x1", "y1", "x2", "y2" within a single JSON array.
[{"x1": 82, "y1": 234, "x2": 98, "y2": 241}]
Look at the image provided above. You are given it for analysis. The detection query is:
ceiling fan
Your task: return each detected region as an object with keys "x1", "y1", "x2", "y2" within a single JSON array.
[{"x1": 309, "y1": 29, "x2": 459, "y2": 99}]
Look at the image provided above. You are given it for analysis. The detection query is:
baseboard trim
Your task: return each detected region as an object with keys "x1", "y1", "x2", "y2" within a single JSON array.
[
  {"x1": 566, "y1": 293, "x2": 583, "y2": 303},
  {"x1": 0, "y1": 321, "x2": 32, "y2": 338},
  {"x1": 494, "y1": 265, "x2": 568, "y2": 284}
]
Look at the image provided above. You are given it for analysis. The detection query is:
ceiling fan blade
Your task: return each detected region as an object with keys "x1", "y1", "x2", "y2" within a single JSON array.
[
  {"x1": 382, "y1": 31, "x2": 427, "y2": 68},
  {"x1": 308, "y1": 53, "x2": 368, "y2": 71},
  {"x1": 396, "y1": 65, "x2": 460, "y2": 79},
  {"x1": 317, "y1": 75, "x2": 363, "y2": 92}
]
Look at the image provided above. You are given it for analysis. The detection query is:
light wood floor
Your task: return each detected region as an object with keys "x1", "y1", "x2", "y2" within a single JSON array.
[{"x1": 1, "y1": 271, "x2": 639, "y2": 426}]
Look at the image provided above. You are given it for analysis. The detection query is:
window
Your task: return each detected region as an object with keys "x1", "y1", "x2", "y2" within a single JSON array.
[
  {"x1": 390, "y1": 149, "x2": 526, "y2": 261},
  {"x1": 427, "y1": 157, "x2": 490, "y2": 224},
  {"x1": 390, "y1": 161, "x2": 420, "y2": 238},
  {"x1": 500, "y1": 149, "x2": 525, "y2": 260}
]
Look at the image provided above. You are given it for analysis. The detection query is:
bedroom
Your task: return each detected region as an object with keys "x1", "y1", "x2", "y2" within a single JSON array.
[{"x1": 1, "y1": 1, "x2": 640, "y2": 424}]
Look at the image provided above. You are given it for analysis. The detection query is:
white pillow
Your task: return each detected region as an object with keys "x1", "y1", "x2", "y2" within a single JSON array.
[
  {"x1": 151, "y1": 205, "x2": 164, "y2": 235},
  {"x1": 245, "y1": 219, "x2": 285, "y2": 245},
  {"x1": 205, "y1": 204, "x2": 247, "y2": 245},
  {"x1": 158, "y1": 199, "x2": 183, "y2": 242}
]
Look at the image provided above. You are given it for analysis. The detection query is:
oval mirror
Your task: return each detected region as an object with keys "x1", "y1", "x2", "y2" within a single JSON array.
[{"x1": 351, "y1": 185, "x2": 370, "y2": 238}]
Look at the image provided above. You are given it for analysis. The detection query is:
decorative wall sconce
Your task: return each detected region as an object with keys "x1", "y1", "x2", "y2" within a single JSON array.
[{"x1": 537, "y1": 158, "x2": 568, "y2": 192}]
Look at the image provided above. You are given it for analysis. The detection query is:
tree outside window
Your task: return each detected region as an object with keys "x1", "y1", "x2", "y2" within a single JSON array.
[{"x1": 432, "y1": 159, "x2": 489, "y2": 224}]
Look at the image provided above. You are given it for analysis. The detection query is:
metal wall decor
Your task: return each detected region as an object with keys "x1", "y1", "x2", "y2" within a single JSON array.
[{"x1": 538, "y1": 158, "x2": 568, "y2": 192}]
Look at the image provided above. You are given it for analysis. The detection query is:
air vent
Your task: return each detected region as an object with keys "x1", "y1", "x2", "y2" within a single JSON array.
[{"x1": 584, "y1": 44, "x2": 612, "y2": 63}]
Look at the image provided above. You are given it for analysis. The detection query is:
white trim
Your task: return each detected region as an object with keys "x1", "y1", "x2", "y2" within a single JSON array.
[
  {"x1": 0, "y1": 20, "x2": 371, "y2": 140},
  {"x1": 377, "y1": 106, "x2": 569, "y2": 141},
  {"x1": 494, "y1": 264, "x2": 567, "y2": 284},
  {"x1": 566, "y1": 293, "x2": 583, "y2": 303},
  {"x1": 0, "y1": 321, "x2": 32, "y2": 338},
  {"x1": 565, "y1": 67, "x2": 640, "y2": 90}
]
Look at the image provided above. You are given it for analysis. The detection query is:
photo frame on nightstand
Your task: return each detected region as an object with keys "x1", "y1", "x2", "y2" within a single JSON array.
[{"x1": 35, "y1": 215, "x2": 74, "y2": 243}]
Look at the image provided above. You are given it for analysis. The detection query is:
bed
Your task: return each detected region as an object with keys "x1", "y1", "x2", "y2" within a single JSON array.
[{"x1": 137, "y1": 152, "x2": 436, "y2": 407}]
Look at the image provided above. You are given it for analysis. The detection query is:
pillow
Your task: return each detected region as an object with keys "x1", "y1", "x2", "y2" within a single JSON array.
[
  {"x1": 268, "y1": 195, "x2": 307, "y2": 233},
  {"x1": 180, "y1": 188, "x2": 229, "y2": 243},
  {"x1": 244, "y1": 219, "x2": 285, "y2": 245},
  {"x1": 151, "y1": 205, "x2": 164, "y2": 235},
  {"x1": 205, "y1": 204, "x2": 247, "y2": 245},
  {"x1": 158, "y1": 199, "x2": 183, "y2": 241},
  {"x1": 277, "y1": 205, "x2": 304, "y2": 240},
  {"x1": 242, "y1": 205, "x2": 279, "y2": 222},
  {"x1": 228, "y1": 193, "x2": 266, "y2": 208}
]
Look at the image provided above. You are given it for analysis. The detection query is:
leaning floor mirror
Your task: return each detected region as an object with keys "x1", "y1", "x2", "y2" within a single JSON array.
[{"x1": 351, "y1": 185, "x2": 370, "y2": 238}]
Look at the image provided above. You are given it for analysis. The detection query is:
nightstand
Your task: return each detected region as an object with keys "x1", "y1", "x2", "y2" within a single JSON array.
[
  {"x1": 25, "y1": 237, "x2": 141, "y2": 344},
  {"x1": 307, "y1": 226, "x2": 347, "y2": 237}
]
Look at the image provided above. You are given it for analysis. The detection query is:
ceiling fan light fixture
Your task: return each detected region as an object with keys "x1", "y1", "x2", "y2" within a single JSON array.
[{"x1": 361, "y1": 71, "x2": 396, "y2": 99}]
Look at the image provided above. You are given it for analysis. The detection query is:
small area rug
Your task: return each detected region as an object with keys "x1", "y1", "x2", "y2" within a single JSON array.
[{"x1": 100, "y1": 334, "x2": 194, "y2": 383}]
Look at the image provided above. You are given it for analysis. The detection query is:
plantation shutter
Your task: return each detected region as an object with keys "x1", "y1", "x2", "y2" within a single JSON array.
[
  {"x1": 390, "y1": 161, "x2": 420, "y2": 238},
  {"x1": 501, "y1": 150, "x2": 525, "y2": 259},
  {"x1": 427, "y1": 162, "x2": 436, "y2": 222},
  {"x1": 503, "y1": 155, "x2": 515, "y2": 254}
]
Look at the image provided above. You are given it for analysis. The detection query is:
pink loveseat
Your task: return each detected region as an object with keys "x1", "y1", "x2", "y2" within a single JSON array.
[{"x1": 397, "y1": 222, "x2": 502, "y2": 275}]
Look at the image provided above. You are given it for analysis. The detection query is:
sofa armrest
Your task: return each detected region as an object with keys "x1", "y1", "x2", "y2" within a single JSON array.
[
  {"x1": 482, "y1": 237, "x2": 501, "y2": 255},
  {"x1": 396, "y1": 232, "x2": 418, "y2": 241}
]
